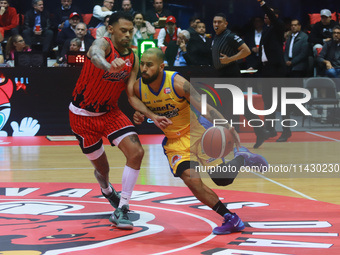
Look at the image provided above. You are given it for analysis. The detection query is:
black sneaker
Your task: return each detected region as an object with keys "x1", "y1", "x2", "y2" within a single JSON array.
[
  {"x1": 110, "y1": 205, "x2": 133, "y2": 230},
  {"x1": 102, "y1": 183, "x2": 120, "y2": 209}
]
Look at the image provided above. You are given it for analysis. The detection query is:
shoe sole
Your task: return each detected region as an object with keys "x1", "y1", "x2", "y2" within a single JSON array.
[
  {"x1": 111, "y1": 221, "x2": 133, "y2": 230},
  {"x1": 212, "y1": 224, "x2": 245, "y2": 235}
]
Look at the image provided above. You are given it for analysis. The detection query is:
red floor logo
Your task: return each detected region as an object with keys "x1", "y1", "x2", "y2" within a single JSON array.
[{"x1": 0, "y1": 183, "x2": 339, "y2": 255}]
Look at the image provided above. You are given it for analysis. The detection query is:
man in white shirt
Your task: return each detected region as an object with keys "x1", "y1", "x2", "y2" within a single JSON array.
[{"x1": 89, "y1": 0, "x2": 116, "y2": 28}]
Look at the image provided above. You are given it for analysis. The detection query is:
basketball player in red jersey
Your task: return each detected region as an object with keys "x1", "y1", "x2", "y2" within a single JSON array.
[{"x1": 69, "y1": 12, "x2": 171, "y2": 230}]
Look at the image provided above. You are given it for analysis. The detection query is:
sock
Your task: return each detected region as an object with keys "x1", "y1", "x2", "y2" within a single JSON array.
[
  {"x1": 213, "y1": 200, "x2": 232, "y2": 217},
  {"x1": 118, "y1": 165, "x2": 139, "y2": 208},
  {"x1": 101, "y1": 185, "x2": 112, "y2": 196}
]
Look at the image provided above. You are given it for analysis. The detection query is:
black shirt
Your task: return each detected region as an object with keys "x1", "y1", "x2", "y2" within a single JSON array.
[{"x1": 212, "y1": 28, "x2": 244, "y2": 71}]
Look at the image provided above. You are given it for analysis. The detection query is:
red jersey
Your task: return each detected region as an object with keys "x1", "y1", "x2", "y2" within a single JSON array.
[{"x1": 72, "y1": 37, "x2": 135, "y2": 113}]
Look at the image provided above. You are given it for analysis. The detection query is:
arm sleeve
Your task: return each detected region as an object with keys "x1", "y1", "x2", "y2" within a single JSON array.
[
  {"x1": 317, "y1": 41, "x2": 329, "y2": 64},
  {"x1": 1, "y1": 8, "x2": 18, "y2": 31},
  {"x1": 145, "y1": 21, "x2": 155, "y2": 36},
  {"x1": 157, "y1": 28, "x2": 166, "y2": 47},
  {"x1": 308, "y1": 23, "x2": 324, "y2": 45},
  {"x1": 93, "y1": 5, "x2": 113, "y2": 20}
]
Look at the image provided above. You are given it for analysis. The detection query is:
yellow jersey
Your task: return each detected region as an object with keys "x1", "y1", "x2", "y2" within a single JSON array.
[{"x1": 139, "y1": 71, "x2": 195, "y2": 138}]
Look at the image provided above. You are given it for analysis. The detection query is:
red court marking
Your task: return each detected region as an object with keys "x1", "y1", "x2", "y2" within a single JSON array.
[
  {"x1": 0, "y1": 132, "x2": 339, "y2": 147},
  {"x1": 0, "y1": 182, "x2": 339, "y2": 255}
]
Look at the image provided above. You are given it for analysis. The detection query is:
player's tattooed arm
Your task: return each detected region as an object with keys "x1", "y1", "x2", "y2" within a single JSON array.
[
  {"x1": 179, "y1": 78, "x2": 225, "y2": 124},
  {"x1": 88, "y1": 38, "x2": 111, "y2": 71}
]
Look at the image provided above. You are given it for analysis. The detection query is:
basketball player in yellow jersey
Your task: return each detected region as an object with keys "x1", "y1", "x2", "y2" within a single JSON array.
[{"x1": 130, "y1": 48, "x2": 268, "y2": 235}]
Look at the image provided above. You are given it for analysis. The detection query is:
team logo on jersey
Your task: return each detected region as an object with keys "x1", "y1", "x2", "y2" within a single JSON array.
[
  {"x1": 171, "y1": 155, "x2": 182, "y2": 166},
  {"x1": 164, "y1": 87, "x2": 171, "y2": 94},
  {"x1": 125, "y1": 59, "x2": 132, "y2": 67}
]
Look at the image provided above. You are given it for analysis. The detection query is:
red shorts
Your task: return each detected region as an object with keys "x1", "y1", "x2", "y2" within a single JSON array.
[{"x1": 69, "y1": 108, "x2": 137, "y2": 155}]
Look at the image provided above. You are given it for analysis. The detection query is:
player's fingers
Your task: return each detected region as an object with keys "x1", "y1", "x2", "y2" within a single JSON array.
[{"x1": 111, "y1": 61, "x2": 118, "y2": 69}]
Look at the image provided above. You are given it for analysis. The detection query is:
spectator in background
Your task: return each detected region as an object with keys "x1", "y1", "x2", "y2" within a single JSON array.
[
  {"x1": 121, "y1": 0, "x2": 136, "y2": 17},
  {"x1": 284, "y1": 19, "x2": 309, "y2": 77},
  {"x1": 0, "y1": 45, "x2": 4, "y2": 63},
  {"x1": 56, "y1": 12, "x2": 80, "y2": 49},
  {"x1": 165, "y1": 29, "x2": 190, "y2": 66},
  {"x1": 52, "y1": 0, "x2": 82, "y2": 31},
  {"x1": 132, "y1": 12, "x2": 155, "y2": 47},
  {"x1": 186, "y1": 21, "x2": 212, "y2": 66},
  {"x1": 257, "y1": 0, "x2": 290, "y2": 143},
  {"x1": 0, "y1": 0, "x2": 19, "y2": 41},
  {"x1": 157, "y1": 15, "x2": 181, "y2": 47},
  {"x1": 88, "y1": 0, "x2": 115, "y2": 28},
  {"x1": 96, "y1": 14, "x2": 110, "y2": 39},
  {"x1": 145, "y1": 0, "x2": 171, "y2": 28},
  {"x1": 308, "y1": 9, "x2": 338, "y2": 55},
  {"x1": 60, "y1": 22, "x2": 94, "y2": 58},
  {"x1": 318, "y1": 25, "x2": 340, "y2": 83},
  {"x1": 186, "y1": 16, "x2": 200, "y2": 36},
  {"x1": 5, "y1": 34, "x2": 31, "y2": 61},
  {"x1": 244, "y1": 16, "x2": 264, "y2": 70},
  {"x1": 22, "y1": 0, "x2": 53, "y2": 53},
  {"x1": 53, "y1": 37, "x2": 81, "y2": 66}
]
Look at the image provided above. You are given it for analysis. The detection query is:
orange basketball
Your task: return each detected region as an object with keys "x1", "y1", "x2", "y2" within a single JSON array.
[{"x1": 201, "y1": 126, "x2": 234, "y2": 158}]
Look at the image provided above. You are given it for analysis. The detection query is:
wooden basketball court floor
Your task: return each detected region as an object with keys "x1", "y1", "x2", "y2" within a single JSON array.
[
  {"x1": 1, "y1": 132, "x2": 340, "y2": 254},
  {"x1": 1, "y1": 132, "x2": 340, "y2": 205}
]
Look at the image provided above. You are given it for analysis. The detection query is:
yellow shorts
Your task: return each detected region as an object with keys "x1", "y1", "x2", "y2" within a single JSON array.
[{"x1": 162, "y1": 122, "x2": 223, "y2": 177}]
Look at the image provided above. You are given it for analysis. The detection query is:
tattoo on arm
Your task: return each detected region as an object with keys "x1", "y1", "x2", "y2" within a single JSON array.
[
  {"x1": 209, "y1": 109, "x2": 220, "y2": 120},
  {"x1": 183, "y1": 81, "x2": 191, "y2": 95},
  {"x1": 183, "y1": 81, "x2": 201, "y2": 102},
  {"x1": 89, "y1": 39, "x2": 110, "y2": 71}
]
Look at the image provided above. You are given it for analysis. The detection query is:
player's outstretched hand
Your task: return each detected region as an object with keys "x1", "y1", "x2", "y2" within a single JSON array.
[
  {"x1": 228, "y1": 126, "x2": 241, "y2": 149},
  {"x1": 153, "y1": 115, "x2": 172, "y2": 130},
  {"x1": 133, "y1": 111, "x2": 145, "y2": 125},
  {"x1": 109, "y1": 58, "x2": 127, "y2": 73}
]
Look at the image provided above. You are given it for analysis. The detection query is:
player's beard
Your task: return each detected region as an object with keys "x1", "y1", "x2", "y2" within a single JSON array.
[
  {"x1": 141, "y1": 70, "x2": 159, "y2": 84},
  {"x1": 120, "y1": 38, "x2": 131, "y2": 48}
]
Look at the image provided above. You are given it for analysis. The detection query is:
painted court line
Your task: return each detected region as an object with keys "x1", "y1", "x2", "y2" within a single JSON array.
[
  {"x1": 252, "y1": 172, "x2": 316, "y2": 201},
  {"x1": 307, "y1": 132, "x2": 340, "y2": 142}
]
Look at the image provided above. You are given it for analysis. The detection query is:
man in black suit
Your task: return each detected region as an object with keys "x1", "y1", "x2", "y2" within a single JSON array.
[
  {"x1": 257, "y1": 0, "x2": 289, "y2": 142},
  {"x1": 22, "y1": 0, "x2": 54, "y2": 52},
  {"x1": 52, "y1": 0, "x2": 82, "y2": 31},
  {"x1": 145, "y1": 0, "x2": 171, "y2": 28},
  {"x1": 60, "y1": 22, "x2": 94, "y2": 59},
  {"x1": 284, "y1": 19, "x2": 309, "y2": 77},
  {"x1": 186, "y1": 22, "x2": 212, "y2": 66},
  {"x1": 244, "y1": 16, "x2": 264, "y2": 71}
]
